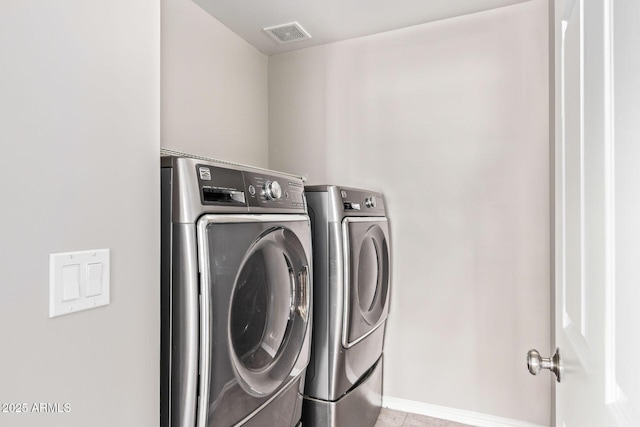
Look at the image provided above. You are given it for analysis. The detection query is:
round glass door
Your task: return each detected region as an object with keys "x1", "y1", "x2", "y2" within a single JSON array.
[
  {"x1": 228, "y1": 227, "x2": 310, "y2": 396},
  {"x1": 356, "y1": 225, "x2": 389, "y2": 325},
  {"x1": 354, "y1": 224, "x2": 389, "y2": 325},
  {"x1": 344, "y1": 219, "x2": 390, "y2": 346}
]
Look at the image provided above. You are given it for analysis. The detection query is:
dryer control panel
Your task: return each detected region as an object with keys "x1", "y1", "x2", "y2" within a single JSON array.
[{"x1": 339, "y1": 187, "x2": 386, "y2": 216}]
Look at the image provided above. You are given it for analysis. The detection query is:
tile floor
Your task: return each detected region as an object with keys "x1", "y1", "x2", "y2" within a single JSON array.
[{"x1": 375, "y1": 408, "x2": 473, "y2": 427}]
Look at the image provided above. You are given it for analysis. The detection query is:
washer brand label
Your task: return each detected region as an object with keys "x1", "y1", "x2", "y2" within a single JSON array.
[{"x1": 199, "y1": 167, "x2": 212, "y2": 181}]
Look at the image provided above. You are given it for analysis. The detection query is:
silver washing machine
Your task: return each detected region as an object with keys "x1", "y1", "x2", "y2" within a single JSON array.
[
  {"x1": 303, "y1": 185, "x2": 391, "y2": 427},
  {"x1": 161, "y1": 151, "x2": 312, "y2": 427}
]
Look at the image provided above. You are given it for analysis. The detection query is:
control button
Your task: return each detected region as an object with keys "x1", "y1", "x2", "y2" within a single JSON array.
[
  {"x1": 365, "y1": 196, "x2": 377, "y2": 208},
  {"x1": 264, "y1": 181, "x2": 283, "y2": 200},
  {"x1": 248, "y1": 185, "x2": 256, "y2": 196}
]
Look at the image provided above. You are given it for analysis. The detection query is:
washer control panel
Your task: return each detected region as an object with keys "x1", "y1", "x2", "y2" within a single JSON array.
[
  {"x1": 196, "y1": 164, "x2": 306, "y2": 210},
  {"x1": 244, "y1": 173, "x2": 305, "y2": 209}
]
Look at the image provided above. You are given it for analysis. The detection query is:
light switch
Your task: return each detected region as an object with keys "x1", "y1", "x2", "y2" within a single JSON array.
[
  {"x1": 62, "y1": 264, "x2": 80, "y2": 301},
  {"x1": 86, "y1": 263, "x2": 103, "y2": 297},
  {"x1": 49, "y1": 249, "x2": 110, "y2": 318}
]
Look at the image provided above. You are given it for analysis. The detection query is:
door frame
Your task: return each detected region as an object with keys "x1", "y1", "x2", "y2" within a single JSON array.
[{"x1": 548, "y1": 0, "x2": 557, "y2": 422}]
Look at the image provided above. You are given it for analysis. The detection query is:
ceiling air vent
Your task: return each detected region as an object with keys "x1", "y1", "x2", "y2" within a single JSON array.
[{"x1": 263, "y1": 22, "x2": 311, "y2": 44}]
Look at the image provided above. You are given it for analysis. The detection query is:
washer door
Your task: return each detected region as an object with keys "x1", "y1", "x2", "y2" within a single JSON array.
[
  {"x1": 196, "y1": 215, "x2": 312, "y2": 427},
  {"x1": 342, "y1": 217, "x2": 390, "y2": 347},
  {"x1": 229, "y1": 226, "x2": 310, "y2": 396}
]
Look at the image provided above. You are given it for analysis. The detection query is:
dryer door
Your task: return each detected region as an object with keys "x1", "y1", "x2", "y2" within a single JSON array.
[
  {"x1": 196, "y1": 215, "x2": 312, "y2": 427},
  {"x1": 342, "y1": 217, "x2": 390, "y2": 348}
]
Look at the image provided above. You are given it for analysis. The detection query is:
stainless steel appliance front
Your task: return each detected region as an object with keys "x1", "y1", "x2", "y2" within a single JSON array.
[
  {"x1": 303, "y1": 185, "x2": 391, "y2": 427},
  {"x1": 161, "y1": 154, "x2": 312, "y2": 427},
  {"x1": 196, "y1": 215, "x2": 311, "y2": 426}
]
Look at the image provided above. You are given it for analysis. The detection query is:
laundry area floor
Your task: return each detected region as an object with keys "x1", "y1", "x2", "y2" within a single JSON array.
[{"x1": 375, "y1": 409, "x2": 473, "y2": 427}]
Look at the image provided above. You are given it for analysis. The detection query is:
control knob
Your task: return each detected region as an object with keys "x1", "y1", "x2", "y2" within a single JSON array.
[
  {"x1": 264, "y1": 180, "x2": 283, "y2": 200},
  {"x1": 365, "y1": 196, "x2": 377, "y2": 208}
]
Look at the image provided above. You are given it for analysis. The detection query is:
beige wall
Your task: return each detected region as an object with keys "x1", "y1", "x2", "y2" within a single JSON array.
[
  {"x1": 161, "y1": 0, "x2": 269, "y2": 167},
  {"x1": 269, "y1": 1, "x2": 550, "y2": 424},
  {"x1": 0, "y1": 1, "x2": 160, "y2": 427}
]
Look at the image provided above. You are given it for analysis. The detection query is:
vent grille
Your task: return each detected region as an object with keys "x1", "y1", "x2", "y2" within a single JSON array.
[{"x1": 264, "y1": 22, "x2": 311, "y2": 44}]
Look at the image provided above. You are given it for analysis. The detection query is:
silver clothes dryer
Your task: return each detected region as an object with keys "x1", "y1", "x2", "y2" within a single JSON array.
[
  {"x1": 161, "y1": 152, "x2": 312, "y2": 427},
  {"x1": 303, "y1": 185, "x2": 391, "y2": 427}
]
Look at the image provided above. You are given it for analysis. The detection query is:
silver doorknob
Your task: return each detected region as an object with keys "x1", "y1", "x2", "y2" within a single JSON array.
[{"x1": 527, "y1": 348, "x2": 562, "y2": 383}]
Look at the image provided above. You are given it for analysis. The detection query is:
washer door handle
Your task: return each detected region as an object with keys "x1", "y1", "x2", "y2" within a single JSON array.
[{"x1": 297, "y1": 265, "x2": 310, "y2": 321}]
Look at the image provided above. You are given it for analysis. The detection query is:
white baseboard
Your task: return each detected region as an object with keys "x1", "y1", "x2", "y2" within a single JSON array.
[{"x1": 382, "y1": 396, "x2": 548, "y2": 427}]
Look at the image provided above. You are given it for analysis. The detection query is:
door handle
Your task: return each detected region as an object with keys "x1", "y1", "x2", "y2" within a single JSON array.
[
  {"x1": 297, "y1": 265, "x2": 310, "y2": 320},
  {"x1": 527, "y1": 348, "x2": 562, "y2": 383}
]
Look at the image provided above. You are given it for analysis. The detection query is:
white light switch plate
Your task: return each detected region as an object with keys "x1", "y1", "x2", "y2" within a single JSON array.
[{"x1": 49, "y1": 249, "x2": 110, "y2": 318}]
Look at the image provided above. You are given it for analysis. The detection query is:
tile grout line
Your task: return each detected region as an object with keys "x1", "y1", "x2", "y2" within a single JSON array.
[{"x1": 399, "y1": 412, "x2": 408, "y2": 426}]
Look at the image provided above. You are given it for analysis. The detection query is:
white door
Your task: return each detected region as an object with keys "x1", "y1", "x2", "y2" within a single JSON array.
[{"x1": 536, "y1": 0, "x2": 640, "y2": 425}]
